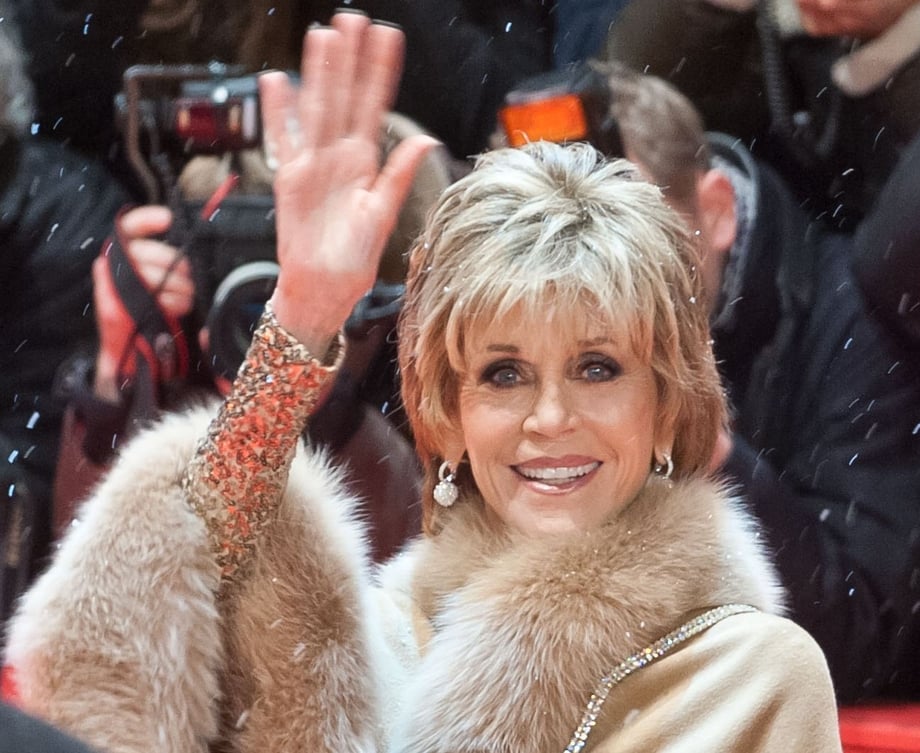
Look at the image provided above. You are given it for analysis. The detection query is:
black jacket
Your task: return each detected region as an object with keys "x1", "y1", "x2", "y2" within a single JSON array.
[
  {"x1": 711, "y1": 133, "x2": 920, "y2": 701},
  {"x1": 0, "y1": 135, "x2": 128, "y2": 615}
]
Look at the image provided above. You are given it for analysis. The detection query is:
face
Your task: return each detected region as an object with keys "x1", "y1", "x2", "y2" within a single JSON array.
[
  {"x1": 795, "y1": 0, "x2": 917, "y2": 38},
  {"x1": 445, "y1": 304, "x2": 670, "y2": 537}
]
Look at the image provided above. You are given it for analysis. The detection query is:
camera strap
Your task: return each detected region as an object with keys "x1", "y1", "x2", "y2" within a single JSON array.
[{"x1": 104, "y1": 221, "x2": 191, "y2": 397}]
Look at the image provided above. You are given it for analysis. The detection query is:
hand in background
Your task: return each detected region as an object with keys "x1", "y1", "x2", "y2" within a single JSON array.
[
  {"x1": 260, "y1": 12, "x2": 438, "y2": 355},
  {"x1": 92, "y1": 206, "x2": 195, "y2": 401}
]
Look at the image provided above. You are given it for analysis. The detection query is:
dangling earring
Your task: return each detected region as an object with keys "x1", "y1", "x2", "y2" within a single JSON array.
[
  {"x1": 653, "y1": 452, "x2": 674, "y2": 481},
  {"x1": 433, "y1": 460, "x2": 459, "y2": 507}
]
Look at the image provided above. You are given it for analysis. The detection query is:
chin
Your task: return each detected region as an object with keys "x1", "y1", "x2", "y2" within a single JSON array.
[{"x1": 512, "y1": 511, "x2": 596, "y2": 538}]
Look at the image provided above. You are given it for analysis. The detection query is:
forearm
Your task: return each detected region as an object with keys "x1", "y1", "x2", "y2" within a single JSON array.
[{"x1": 183, "y1": 302, "x2": 344, "y2": 585}]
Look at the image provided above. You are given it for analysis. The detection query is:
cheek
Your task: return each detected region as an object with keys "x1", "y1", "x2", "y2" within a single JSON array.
[
  {"x1": 459, "y1": 397, "x2": 522, "y2": 458},
  {"x1": 590, "y1": 390, "x2": 660, "y2": 454}
]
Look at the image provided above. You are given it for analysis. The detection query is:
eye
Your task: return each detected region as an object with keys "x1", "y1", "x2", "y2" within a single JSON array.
[
  {"x1": 578, "y1": 354, "x2": 621, "y2": 382},
  {"x1": 481, "y1": 360, "x2": 523, "y2": 388}
]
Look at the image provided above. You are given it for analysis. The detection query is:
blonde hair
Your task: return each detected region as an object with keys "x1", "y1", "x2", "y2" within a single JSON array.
[{"x1": 398, "y1": 141, "x2": 726, "y2": 533}]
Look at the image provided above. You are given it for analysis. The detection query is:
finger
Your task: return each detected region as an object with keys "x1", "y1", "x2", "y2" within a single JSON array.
[
  {"x1": 372, "y1": 135, "x2": 442, "y2": 247},
  {"x1": 259, "y1": 71, "x2": 298, "y2": 167},
  {"x1": 130, "y1": 239, "x2": 190, "y2": 289},
  {"x1": 117, "y1": 205, "x2": 173, "y2": 242},
  {"x1": 148, "y1": 257, "x2": 194, "y2": 299},
  {"x1": 349, "y1": 22, "x2": 405, "y2": 144},
  {"x1": 155, "y1": 288, "x2": 195, "y2": 319},
  {"x1": 92, "y1": 254, "x2": 134, "y2": 357},
  {"x1": 299, "y1": 26, "x2": 344, "y2": 149},
  {"x1": 326, "y1": 11, "x2": 371, "y2": 138},
  {"x1": 92, "y1": 254, "x2": 117, "y2": 312}
]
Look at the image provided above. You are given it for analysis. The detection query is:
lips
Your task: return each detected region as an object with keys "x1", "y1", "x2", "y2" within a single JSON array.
[{"x1": 513, "y1": 460, "x2": 600, "y2": 483}]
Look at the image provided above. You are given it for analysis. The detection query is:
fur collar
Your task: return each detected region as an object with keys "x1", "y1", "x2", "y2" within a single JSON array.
[
  {"x1": 386, "y1": 476, "x2": 784, "y2": 752},
  {"x1": 767, "y1": 0, "x2": 920, "y2": 95},
  {"x1": 831, "y1": 4, "x2": 920, "y2": 96}
]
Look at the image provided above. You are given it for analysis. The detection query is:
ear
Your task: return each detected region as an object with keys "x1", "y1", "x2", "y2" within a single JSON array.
[{"x1": 696, "y1": 168, "x2": 737, "y2": 255}]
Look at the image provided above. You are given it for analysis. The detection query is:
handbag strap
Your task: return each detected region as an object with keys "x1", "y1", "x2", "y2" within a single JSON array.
[{"x1": 563, "y1": 603, "x2": 759, "y2": 753}]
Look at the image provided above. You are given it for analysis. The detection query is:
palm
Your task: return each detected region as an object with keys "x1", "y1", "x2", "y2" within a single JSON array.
[{"x1": 273, "y1": 140, "x2": 381, "y2": 299}]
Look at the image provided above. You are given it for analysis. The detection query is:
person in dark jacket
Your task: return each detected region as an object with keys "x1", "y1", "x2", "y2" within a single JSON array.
[
  {"x1": 499, "y1": 61, "x2": 920, "y2": 700},
  {"x1": 706, "y1": 129, "x2": 920, "y2": 700},
  {"x1": 0, "y1": 3, "x2": 130, "y2": 631},
  {"x1": 601, "y1": 0, "x2": 920, "y2": 230},
  {"x1": 615, "y1": 63, "x2": 920, "y2": 701}
]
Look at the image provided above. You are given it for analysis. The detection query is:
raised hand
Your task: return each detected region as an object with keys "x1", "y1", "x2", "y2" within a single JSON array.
[{"x1": 259, "y1": 12, "x2": 438, "y2": 356}]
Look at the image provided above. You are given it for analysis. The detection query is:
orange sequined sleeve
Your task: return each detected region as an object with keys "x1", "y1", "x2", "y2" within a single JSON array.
[{"x1": 182, "y1": 301, "x2": 345, "y2": 586}]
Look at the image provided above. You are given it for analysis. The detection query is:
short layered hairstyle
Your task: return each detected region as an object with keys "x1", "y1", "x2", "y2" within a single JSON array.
[{"x1": 398, "y1": 141, "x2": 727, "y2": 533}]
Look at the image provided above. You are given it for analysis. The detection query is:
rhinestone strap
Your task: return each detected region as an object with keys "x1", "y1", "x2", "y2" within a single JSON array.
[
  {"x1": 183, "y1": 301, "x2": 345, "y2": 587},
  {"x1": 563, "y1": 604, "x2": 758, "y2": 753}
]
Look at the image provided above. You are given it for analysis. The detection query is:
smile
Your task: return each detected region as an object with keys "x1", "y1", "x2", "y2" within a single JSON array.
[{"x1": 513, "y1": 461, "x2": 600, "y2": 481}]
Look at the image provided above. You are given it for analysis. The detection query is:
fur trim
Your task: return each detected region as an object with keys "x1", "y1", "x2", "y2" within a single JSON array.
[
  {"x1": 6, "y1": 405, "x2": 223, "y2": 753},
  {"x1": 6, "y1": 403, "x2": 381, "y2": 753},
  {"x1": 218, "y1": 437, "x2": 382, "y2": 753},
  {"x1": 6, "y1": 403, "x2": 788, "y2": 753},
  {"x1": 388, "y1": 476, "x2": 784, "y2": 753},
  {"x1": 832, "y1": 4, "x2": 920, "y2": 96}
]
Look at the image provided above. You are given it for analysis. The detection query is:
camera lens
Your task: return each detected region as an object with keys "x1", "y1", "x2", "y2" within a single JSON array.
[{"x1": 205, "y1": 260, "x2": 280, "y2": 380}]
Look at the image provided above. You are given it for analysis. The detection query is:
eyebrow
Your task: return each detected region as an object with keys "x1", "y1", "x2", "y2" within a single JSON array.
[{"x1": 484, "y1": 336, "x2": 615, "y2": 353}]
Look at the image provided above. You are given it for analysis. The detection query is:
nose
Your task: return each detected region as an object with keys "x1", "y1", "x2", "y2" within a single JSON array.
[{"x1": 522, "y1": 379, "x2": 578, "y2": 437}]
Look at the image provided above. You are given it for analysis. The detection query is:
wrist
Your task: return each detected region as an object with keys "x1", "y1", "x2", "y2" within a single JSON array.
[{"x1": 267, "y1": 289, "x2": 345, "y2": 361}]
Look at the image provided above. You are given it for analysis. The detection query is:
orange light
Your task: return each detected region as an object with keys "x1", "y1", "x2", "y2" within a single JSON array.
[{"x1": 499, "y1": 93, "x2": 589, "y2": 147}]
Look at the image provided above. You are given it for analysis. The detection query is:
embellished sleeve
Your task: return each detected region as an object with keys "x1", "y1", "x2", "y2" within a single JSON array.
[{"x1": 182, "y1": 301, "x2": 345, "y2": 586}]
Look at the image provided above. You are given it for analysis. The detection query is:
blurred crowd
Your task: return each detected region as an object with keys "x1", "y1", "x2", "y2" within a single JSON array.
[{"x1": 1, "y1": 0, "x2": 919, "y2": 744}]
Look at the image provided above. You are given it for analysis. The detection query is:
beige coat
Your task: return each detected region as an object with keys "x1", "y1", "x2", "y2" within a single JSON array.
[{"x1": 5, "y1": 405, "x2": 842, "y2": 752}]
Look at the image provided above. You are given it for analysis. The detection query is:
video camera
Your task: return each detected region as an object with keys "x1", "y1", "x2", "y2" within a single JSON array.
[
  {"x1": 498, "y1": 63, "x2": 623, "y2": 157},
  {"x1": 116, "y1": 62, "x2": 280, "y2": 381}
]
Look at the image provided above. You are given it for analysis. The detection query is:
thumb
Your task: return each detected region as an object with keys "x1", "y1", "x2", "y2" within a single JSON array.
[
  {"x1": 373, "y1": 135, "x2": 443, "y2": 242},
  {"x1": 117, "y1": 205, "x2": 173, "y2": 245},
  {"x1": 92, "y1": 252, "x2": 135, "y2": 367}
]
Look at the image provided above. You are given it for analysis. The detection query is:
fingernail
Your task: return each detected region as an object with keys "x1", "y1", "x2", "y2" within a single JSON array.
[{"x1": 372, "y1": 19, "x2": 404, "y2": 32}]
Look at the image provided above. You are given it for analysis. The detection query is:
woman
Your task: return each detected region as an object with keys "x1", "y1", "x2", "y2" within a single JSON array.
[{"x1": 4, "y1": 12, "x2": 842, "y2": 753}]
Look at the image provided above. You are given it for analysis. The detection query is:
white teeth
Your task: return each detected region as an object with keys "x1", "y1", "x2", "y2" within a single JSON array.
[{"x1": 517, "y1": 462, "x2": 599, "y2": 481}]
